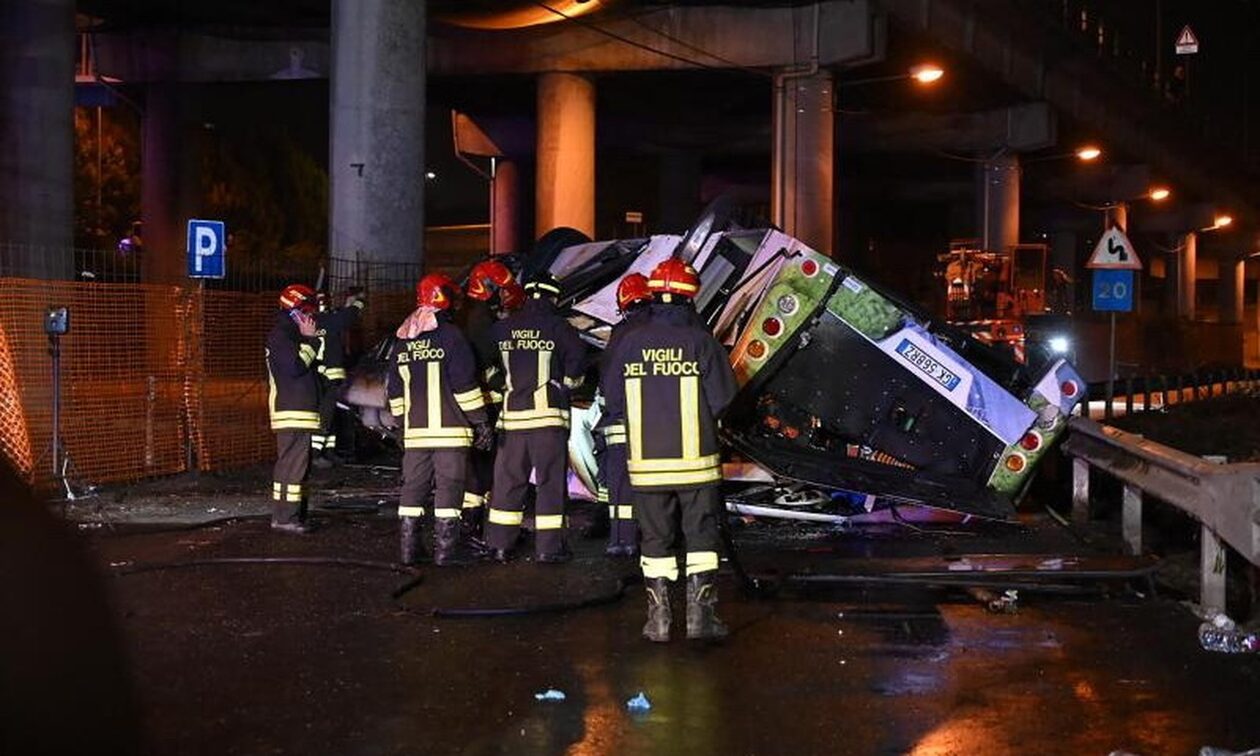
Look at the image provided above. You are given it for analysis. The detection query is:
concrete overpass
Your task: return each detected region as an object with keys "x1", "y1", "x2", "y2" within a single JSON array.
[{"x1": 2, "y1": 0, "x2": 1257, "y2": 339}]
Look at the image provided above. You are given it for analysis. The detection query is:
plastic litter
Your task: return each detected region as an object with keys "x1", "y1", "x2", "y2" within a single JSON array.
[
  {"x1": 534, "y1": 689, "x2": 567, "y2": 702},
  {"x1": 1197, "y1": 610, "x2": 1259, "y2": 654},
  {"x1": 626, "y1": 692, "x2": 651, "y2": 712},
  {"x1": 1200, "y1": 747, "x2": 1260, "y2": 756}
]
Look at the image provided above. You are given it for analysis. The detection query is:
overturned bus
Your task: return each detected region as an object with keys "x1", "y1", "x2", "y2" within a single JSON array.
[{"x1": 544, "y1": 208, "x2": 1084, "y2": 523}]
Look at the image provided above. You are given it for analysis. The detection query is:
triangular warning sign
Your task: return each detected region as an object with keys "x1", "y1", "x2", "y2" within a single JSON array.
[
  {"x1": 1087, "y1": 227, "x2": 1142, "y2": 270},
  {"x1": 1175, "y1": 25, "x2": 1199, "y2": 54}
]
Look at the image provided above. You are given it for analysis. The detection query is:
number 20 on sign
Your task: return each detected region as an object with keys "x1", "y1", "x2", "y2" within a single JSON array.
[{"x1": 1092, "y1": 269, "x2": 1134, "y2": 312}]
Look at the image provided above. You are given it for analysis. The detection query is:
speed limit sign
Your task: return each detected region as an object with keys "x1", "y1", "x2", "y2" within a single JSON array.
[{"x1": 1092, "y1": 269, "x2": 1134, "y2": 312}]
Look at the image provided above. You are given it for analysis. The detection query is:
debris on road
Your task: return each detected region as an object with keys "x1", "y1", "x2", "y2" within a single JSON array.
[
  {"x1": 1197, "y1": 610, "x2": 1259, "y2": 654},
  {"x1": 534, "y1": 689, "x2": 567, "y2": 702},
  {"x1": 967, "y1": 587, "x2": 1020, "y2": 614},
  {"x1": 626, "y1": 692, "x2": 651, "y2": 712}
]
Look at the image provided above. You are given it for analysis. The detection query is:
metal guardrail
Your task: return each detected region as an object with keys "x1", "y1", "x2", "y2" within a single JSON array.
[
  {"x1": 1085, "y1": 368, "x2": 1260, "y2": 420},
  {"x1": 1061, "y1": 417, "x2": 1260, "y2": 610}
]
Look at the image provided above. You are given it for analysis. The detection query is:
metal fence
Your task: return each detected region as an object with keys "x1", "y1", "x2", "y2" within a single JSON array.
[{"x1": 1084, "y1": 368, "x2": 1260, "y2": 420}]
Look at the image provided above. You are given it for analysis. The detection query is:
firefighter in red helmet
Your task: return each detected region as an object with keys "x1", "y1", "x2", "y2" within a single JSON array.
[
  {"x1": 595, "y1": 272, "x2": 653, "y2": 556},
  {"x1": 482, "y1": 272, "x2": 587, "y2": 563},
  {"x1": 604, "y1": 258, "x2": 738, "y2": 641},
  {"x1": 266, "y1": 284, "x2": 322, "y2": 533},
  {"x1": 387, "y1": 274, "x2": 494, "y2": 565},
  {"x1": 458, "y1": 259, "x2": 519, "y2": 537}
]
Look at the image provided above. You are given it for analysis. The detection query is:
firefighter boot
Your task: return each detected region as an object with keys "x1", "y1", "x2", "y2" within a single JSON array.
[
  {"x1": 433, "y1": 517, "x2": 462, "y2": 567},
  {"x1": 399, "y1": 516, "x2": 427, "y2": 565},
  {"x1": 642, "y1": 577, "x2": 672, "y2": 643},
  {"x1": 685, "y1": 573, "x2": 729, "y2": 641}
]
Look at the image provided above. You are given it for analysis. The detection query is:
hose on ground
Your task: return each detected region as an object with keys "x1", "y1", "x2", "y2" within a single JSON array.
[{"x1": 430, "y1": 574, "x2": 637, "y2": 618}]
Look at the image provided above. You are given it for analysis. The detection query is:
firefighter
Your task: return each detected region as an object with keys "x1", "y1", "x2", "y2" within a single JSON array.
[
  {"x1": 596, "y1": 272, "x2": 653, "y2": 557},
  {"x1": 458, "y1": 260, "x2": 517, "y2": 534},
  {"x1": 603, "y1": 258, "x2": 738, "y2": 642},
  {"x1": 483, "y1": 272, "x2": 587, "y2": 563},
  {"x1": 266, "y1": 284, "x2": 323, "y2": 533},
  {"x1": 387, "y1": 274, "x2": 494, "y2": 565},
  {"x1": 311, "y1": 288, "x2": 366, "y2": 465}
]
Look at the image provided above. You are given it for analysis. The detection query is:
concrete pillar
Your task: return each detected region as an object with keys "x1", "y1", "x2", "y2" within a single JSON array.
[
  {"x1": 141, "y1": 82, "x2": 186, "y2": 284},
  {"x1": 490, "y1": 158, "x2": 520, "y2": 255},
  {"x1": 329, "y1": 0, "x2": 426, "y2": 266},
  {"x1": 977, "y1": 153, "x2": 1020, "y2": 251},
  {"x1": 1221, "y1": 256, "x2": 1244, "y2": 324},
  {"x1": 772, "y1": 71, "x2": 834, "y2": 254},
  {"x1": 1179, "y1": 231, "x2": 1197, "y2": 320},
  {"x1": 535, "y1": 72, "x2": 595, "y2": 239},
  {"x1": 1107, "y1": 202, "x2": 1128, "y2": 233},
  {"x1": 658, "y1": 149, "x2": 701, "y2": 234},
  {"x1": 0, "y1": 0, "x2": 75, "y2": 279}
]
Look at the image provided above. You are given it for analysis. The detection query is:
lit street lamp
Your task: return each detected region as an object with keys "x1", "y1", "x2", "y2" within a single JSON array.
[
  {"x1": 837, "y1": 63, "x2": 946, "y2": 89},
  {"x1": 1075, "y1": 145, "x2": 1102, "y2": 162},
  {"x1": 910, "y1": 64, "x2": 945, "y2": 85},
  {"x1": 1199, "y1": 213, "x2": 1233, "y2": 232}
]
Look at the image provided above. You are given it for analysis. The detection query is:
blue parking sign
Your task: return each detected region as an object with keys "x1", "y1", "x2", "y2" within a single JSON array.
[
  {"x1": 1092, "y1": 269, "x2": 1134, "y2": 312},
  {"x1": 187, "y1": 219, "x2": 227, "y2": 279}
]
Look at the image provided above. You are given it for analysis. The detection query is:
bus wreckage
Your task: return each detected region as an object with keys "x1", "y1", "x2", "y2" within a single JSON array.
[{"x1": 351, "y1": 205, "x2": 1085, "y2": 524}]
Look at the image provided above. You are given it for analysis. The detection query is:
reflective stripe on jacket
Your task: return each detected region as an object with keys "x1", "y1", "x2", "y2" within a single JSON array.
[
  {"x1": 266, "y1": 311, "x2": 321, "y2": 430},
  {"x1": 603, "y1": 302, "x2": 738, "y2": 490},
  {"x1": 487, "y1": 298, "x2": 587, "y2": 431},
  {"x1": 314, "y1": 299, "x2": 364, "y2": 381},
  {"x1": 386, "y1": 318, "x2": 488, "y2": 449}
]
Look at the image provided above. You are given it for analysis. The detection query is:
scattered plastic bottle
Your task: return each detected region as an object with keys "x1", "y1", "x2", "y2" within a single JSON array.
[{"x1": 1197, "y1": 611, "x2": 1260, "y2": 654}]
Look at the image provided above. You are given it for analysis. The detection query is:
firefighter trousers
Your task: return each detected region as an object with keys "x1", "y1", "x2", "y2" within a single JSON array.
[
  {"x1": 634, "y1": 486, "x2": 722, "y2": 582},
  {"x1": 463, "y1": 446, "x2": 494, "y2": 513},
  {"x1": 312, "y1": 379, "x2": 342, "y2": 453},
  {"x1": 400, "y1": 448, "x2": 467, "y2": 521},
  {"x1": 272, "y1": 430, "x2": 312, "y2": 525},
  {"x1": 604, "y1": 443, "x2": 638, "y2": 548},
  {"x1": 486, "y1": 427, "x2": 568, "y2": 556}
]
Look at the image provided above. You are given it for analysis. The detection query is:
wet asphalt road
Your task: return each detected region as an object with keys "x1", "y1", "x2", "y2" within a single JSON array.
[{"x1": 85, "y1": 507, "x2": 1260, "y2": 756}]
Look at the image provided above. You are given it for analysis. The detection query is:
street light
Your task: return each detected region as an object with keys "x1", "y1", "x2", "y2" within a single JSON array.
[
  {"x1": 910, "y1": 64, "x2": 945, "y2": 85},
  {"x1": 1196, "y1": 214, "x2": 1233, "y2": 232},
  {"x1": 1148, "y1": 186, "x2": 1171, "y2": 201},
  {"x1": 1075, "y1": 145, "x2": 1102, "y2": 162},
  {"x1": 837, "y1": 63, "x2": 947, "y2": 88}
]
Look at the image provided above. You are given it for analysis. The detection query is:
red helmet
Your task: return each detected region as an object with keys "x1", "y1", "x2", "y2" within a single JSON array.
[
  {"x1": 647, "y1": 258, "x2": 700, "y2": 299},
  {"x1": 616, "y1": 273, "x2": 652, "y2": 313},
  {"x1": 499, "y1": 281, "x2": 525, "y2": 311},
  {"x1": 466, "y1": 260, "x2": 515, "y2": 302},
  {"x1": 416, "y1": 273, "x2": 459, "y2": 310},
  {"x1": 279, "y1": 283, "x2": 317, "y2": 313}
]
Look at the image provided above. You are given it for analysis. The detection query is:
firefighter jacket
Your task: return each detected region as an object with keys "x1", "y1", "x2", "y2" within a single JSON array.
[
  {"x1": 596, "y1": 306, "x2": 650, "y2": 448},
  {"x1": 265, "y1": 311, "x2": 322, "y2": 431},
  {"x1": 314, "y1": 299, "x2": 364, "y2": 382},
  {"x1": 386, "y1": 318, "x2": 489, "y2": 449},
  {"x1": 486, "y1": 298, "x2": 586, "y2": 432},
  {"x1": 458, "y1": 299, "x2": 504, "y2": 404},
  {"x1": 603, "y1": 302, "x2": 738, "y2": 490}
]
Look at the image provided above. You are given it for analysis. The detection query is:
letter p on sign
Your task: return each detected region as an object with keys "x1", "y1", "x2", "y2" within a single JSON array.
[{"x1": 187, "y1": 219, "x2": 226, "y2": 279}]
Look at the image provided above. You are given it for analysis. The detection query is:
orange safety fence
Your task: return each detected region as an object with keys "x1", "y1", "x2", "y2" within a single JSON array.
[
  {"x1": 0, "y1": 279, "x2": 291, "y2": 490},
  {"x1": 0, "y1": 266, "x2": 434, "y2": 491}
]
